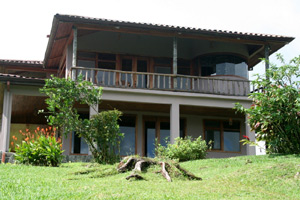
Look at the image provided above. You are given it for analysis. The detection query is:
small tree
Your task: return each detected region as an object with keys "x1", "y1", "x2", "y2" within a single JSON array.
[
  {"x1": 235, "y1": 54, "x2": 300, "y2": 154},
  {"x1": 40, "y1": 75, "x2": 123, "y2": 164}
]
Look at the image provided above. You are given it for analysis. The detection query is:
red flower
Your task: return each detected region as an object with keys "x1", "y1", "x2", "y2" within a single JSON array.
[{"x1": 243, "y1": 135, "x2": 250, "y2": 141}]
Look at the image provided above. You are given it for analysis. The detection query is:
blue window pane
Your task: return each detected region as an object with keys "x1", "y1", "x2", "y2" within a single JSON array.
[
  {"x1": 119, "y1": 126, "x2": 135, "y2": 156},
  {"x1": 224, "y1": 131, "x2": 240, "y2": 152}
]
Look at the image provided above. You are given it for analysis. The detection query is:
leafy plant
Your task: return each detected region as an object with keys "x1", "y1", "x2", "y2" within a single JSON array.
[
  {"x1": 12, "y1": 127, "x2": 63, "y2": 166},
  {"x1": 235, "y1": 54, "x2": 300, "y2": 154},
  {"x1": 156, "y1": 136, "x2": 208, "y2": 161},
  {"x1": 40, "y1": 75, "x2": 123, "y2": 164}
]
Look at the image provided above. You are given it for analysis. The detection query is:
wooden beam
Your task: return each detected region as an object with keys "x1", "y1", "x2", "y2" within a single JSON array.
[
  {"x1": 54, "y1": 35, "x2": 70, "y2": 41},
  {"x1": 75, "y1": 23, "x2": 269, "y2": 45}
]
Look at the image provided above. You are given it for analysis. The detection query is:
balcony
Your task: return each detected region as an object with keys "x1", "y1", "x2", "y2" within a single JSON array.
[{"x1": 71, "y1": 67, "x2": 250, "y2": 96}]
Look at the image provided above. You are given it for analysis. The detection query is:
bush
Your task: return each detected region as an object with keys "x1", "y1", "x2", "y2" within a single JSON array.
[
  {"x1": 156, "y1": 136, "x2": 207, "y2": 161},
  {"x1": 235, "y1": 54, "x2": 300, "y2": 154},
  {"x1": 12, "y1": 127, "x2": 64, "y2": 166}
]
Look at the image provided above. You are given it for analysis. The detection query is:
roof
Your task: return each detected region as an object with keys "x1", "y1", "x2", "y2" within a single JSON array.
[
  {"x1": 0, "y1": 73, "x2": 45, "y2": 86},
  {"x1": 0, "y1": 59, "x2": 43, "y2": 67},
  {"x1": 56, "y1": 14, "x2": 293, "y2": 41},
  {"x1": 44, "y1": 14, "x2": 295, "y2": 69}
]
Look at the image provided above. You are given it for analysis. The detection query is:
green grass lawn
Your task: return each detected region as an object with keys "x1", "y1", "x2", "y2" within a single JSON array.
[{"x1": 1, "y1": 154, "x2": 300, "y2": 199}]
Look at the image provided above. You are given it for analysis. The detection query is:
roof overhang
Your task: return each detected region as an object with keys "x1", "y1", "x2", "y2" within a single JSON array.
[
  {"x1": 0, "y1": 73, "x2": 45, "y2": 86},
  {"x1": 44, "y1": 14, "x2": 295, "y2": 69}
]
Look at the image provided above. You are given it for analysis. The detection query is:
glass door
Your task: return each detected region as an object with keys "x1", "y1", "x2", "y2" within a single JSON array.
[{"x1": 144, "y1": 117, "x2": 170, "y2": 158}]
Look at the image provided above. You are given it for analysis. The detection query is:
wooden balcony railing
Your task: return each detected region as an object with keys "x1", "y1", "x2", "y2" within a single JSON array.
[{"x1": 70, "y1": 67, "x2": 250, "y2": 96}]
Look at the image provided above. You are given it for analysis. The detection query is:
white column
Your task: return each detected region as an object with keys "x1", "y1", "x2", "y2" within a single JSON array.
[
  {"x1": 170, "y1": 103, "x2": 180, "y2": 144},
  {"x1": 136, "y1": 113, "x2": 143, "y2": 156},
  {"x1": 88, "y1": 104, "x2": 98, "y2": 155},
  {"x1": 65, "y1": 44, "x2": 73, "y2": 79},
  {"x1": 0, "y1": 89, "x2": 12, "y2": 152},
  {"x1": 245, "y1": 115, "x2": 256, "y2": 155},
  {"x1": 71, "y1": 26, "x2": 77, "y2": 81}
]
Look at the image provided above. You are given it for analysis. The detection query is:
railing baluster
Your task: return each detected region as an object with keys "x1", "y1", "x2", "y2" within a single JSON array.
[
  {"x1": 108, "y1": 71, "x2": 111, "y2": 85},
  {"x1": 152, "y1": 74, "x2": 155, "y2": 88},
  {"x1": 85, "y1": 70, "x2": 88, "y2": 81},
  {"x1": 158, "y1": 75, "x2": 160, "y2": 89},
  {"x1": 136, "y1": 74, "x2": 139, "y2": 88},
  {"x1": 192, "y1": 78, "x2": 194, "y2": 91},
  {"x1": 113, "y1": 72, "x2": 116, "y2": 87},
  {"x1": 163, "y1": 75, "x2": 166, "y2": 89},
  {"x1": 131, "y1": 74, "x2": 133, "y2": 87},
  {"x1": 185, "y1": 78, "x2": 189, "y2": 90},
  {"x1": 147, "y1": 74, "x2": 150, "y2": 88},
  {"x1": 141, "y1": 74, "x2": 144, "y2": 88},
  {"x1": 180, "y1": 77, "x2": 183, "y2": 89},
  {"x1": 119, "y1": 72, "x2": 122, "y2": 86},
  {"x1": 102, "y1": 71, "x2": 105, "y2": 85},
  {"x1": 125, "y1": 73, "x2": 128, "y2": 87},
  {"x1": 169, "y1": 76, "x2": 171, "y2": 89}
]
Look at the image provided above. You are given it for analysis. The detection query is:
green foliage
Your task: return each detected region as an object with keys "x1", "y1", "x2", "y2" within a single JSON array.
[
  {"x1": 81, "y1": 110, "x2": 123, "y2": 164},
  {"x1": 235, "y1": 54, "x2": 300, "y2": 154},
  {"x1": 40, "y1": 75, "x2": 123, "y2": 164},
  {"x1": 156, "y1": 136, "x2": 207, "y2": 161},
  {"x1": 14, "y1": 128, "x2": 63, "y2": 167}
]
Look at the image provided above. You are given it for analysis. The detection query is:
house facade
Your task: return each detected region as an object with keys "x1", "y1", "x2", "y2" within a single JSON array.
[{"x1": 0, "y1": 14, "x2": 294, "y2": 159}]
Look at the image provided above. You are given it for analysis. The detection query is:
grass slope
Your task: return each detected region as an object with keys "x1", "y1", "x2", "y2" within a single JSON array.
[{"x1": 1, "y1": 155, "x2": 300, "y2": 199}]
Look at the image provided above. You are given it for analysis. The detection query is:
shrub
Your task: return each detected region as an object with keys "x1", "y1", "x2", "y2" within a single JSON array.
[
  {"x1": 12, "y1": 127, "x2": 64, "y2": 166},
  {"x1": 235, "y1": 54, "x2": 300, "y2": 154},
  {"x1": 40, "y1": 76, "x2": 123, "y2": 164},
  {"x1": 156, "y1": 136, "x2": 208, "y2": 161}
]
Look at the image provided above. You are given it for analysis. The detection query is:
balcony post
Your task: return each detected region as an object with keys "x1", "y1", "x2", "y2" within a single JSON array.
[
  {"x1": 173, "y1": 37, "x2": 178, "y2": 89},
  {"x1": 264, "y1": 45, "x2": 270, "y2": 79},
  {"x1": 170, "y1": 103, "x2": 180, "y2": 144},
  {"x1": 72, "y1": 26, "x2": 77, "y2": 81}
]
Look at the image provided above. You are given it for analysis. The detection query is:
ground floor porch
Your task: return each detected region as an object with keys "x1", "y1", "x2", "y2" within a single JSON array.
[{"x1": 0, "y1": 85, "x2": 260, "y2": 159}]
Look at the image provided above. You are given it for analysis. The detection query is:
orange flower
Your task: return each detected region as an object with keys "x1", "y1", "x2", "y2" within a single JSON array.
[
  {"x1": 35, "y1": 130, "x2": 37, "y2": 134},
  {"x1": 49, "y1": 127, "x2": 52, "y2": 131},
  {"x1": 37, "y1": 127, "x2": 40, "y2": 131},
  {"x1": 25, "y1": 137, "x2": 29, "y2": 142},
  {"x1": 19, "y1": 130, "x2": 22, "y2": 134},
  {"x1": 11, "y1": 142, "x2": 14, "y2": 146},
  {"x1": 53, "y1": 127, "x2": 56, "y2": 132},
  {"x1": 46, "y1": 128, "x2": 48, "y2": 132},
  {"x1": 26, "y1": 129, "x2": 29, "y2": 132},
  {"x1": 59, "y1": 144, "x2": 62, "y2": 148}
]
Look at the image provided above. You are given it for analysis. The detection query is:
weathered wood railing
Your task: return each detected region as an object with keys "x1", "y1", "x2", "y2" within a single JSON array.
[{"x1": 70, "y1": 67, "x2": 250, "y2": 96}]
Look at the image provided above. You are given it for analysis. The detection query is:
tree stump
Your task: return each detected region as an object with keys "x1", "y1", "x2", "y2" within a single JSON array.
[{"x1": 117, "y1": 156, "x2": 202, "y2": 182}]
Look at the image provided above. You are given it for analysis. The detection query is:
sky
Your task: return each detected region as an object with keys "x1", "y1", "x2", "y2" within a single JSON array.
[{"x1": 0, "y1": 0, "x2": 299, "y2": 79}]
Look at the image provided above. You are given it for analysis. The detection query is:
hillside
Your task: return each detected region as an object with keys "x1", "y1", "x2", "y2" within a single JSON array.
[{"x1": 1, "y1": 155, "x2": 300, "y2": 199}]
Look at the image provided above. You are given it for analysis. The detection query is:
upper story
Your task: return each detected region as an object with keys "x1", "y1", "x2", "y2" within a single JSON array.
[{"x1": 1, "y1": 14, "x2": 295, "y2": 97}]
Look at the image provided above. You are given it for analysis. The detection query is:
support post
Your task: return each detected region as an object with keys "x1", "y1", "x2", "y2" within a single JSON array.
[
  {"x1": 89, "y1": 104, "x2": 99, "y2": 155},
  {"x1": 0, "y1": 89, "x2": 12, "y2": 153},
  {"x1": 245, "y1": 115, "x2": 256, "y2": 155},
  {"x1": 65, "y1": 44, "x2": 73, "y2": 79},
  {"x1": 264, "y1": 45, "x2": 270, "y2": 78},
  {"x1": 170, "y1": 103, "x2": 180, "y2": 144},
  {"x1": 173, "y1": 37, "x2": 178, "y2": 89},
  {"x1": 72, "y1": 26, "x2": 77, "y2": 81}
]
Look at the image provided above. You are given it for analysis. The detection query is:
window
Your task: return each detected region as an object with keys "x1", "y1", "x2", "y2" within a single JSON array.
[
  {"x1": 204, "y1": 120, "x2": 241, "y2": 152},
  {"x1": 119, "y1": 116, "x2": 136, "y2": 156}
]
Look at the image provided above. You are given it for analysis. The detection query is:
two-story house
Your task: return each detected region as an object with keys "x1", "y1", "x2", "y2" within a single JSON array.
[{"x1": 0, "y1": 14, "x2": 294, "y2": 160}]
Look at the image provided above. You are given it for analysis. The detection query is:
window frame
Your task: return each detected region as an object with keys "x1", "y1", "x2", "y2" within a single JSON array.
[{"x1": 203, "y1": 119, "x2": 242, "y2": 153}]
